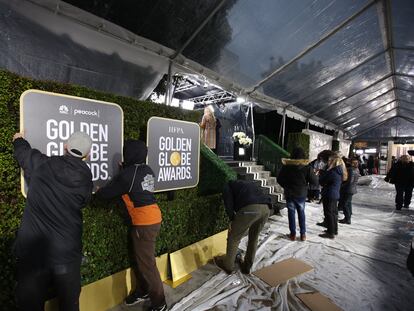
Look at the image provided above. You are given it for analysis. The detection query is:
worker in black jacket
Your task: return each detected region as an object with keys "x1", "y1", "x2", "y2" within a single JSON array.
[
  {"x1": 277, "y1": 147, "x2": 318, "y2": 241},
  {"x1": 385, "y1": 155, "x2": 414, "y2": 210},
  {"x1": 214, "y1": 180, "x2": 271, "y2": 274},
  {"x1": 12, "y1": 131, "x2": 93, "y2": 311},
  {"x1": 96, "y1": 140, "x2": 166, "y2": 311}
]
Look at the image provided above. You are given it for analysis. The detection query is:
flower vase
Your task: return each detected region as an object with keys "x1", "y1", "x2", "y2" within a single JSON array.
[{"x1": 233, "y1": 141, "x2": 252, "y2": 161}]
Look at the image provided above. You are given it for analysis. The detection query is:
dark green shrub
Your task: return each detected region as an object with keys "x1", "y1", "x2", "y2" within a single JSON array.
[
  {"x1": 256, "y1": 135, "x2": 290, "y2": 176},
  {"x1": 332, "y1": 140, "x2": 340, "y2": 152},
  {"x1": 287, "y1": 132, "x2": 310, "y2": 159},
  {"x1": 198, "y1": 144, "x2": 237, "y2": 195},
  {"x1": 0, "y1": 70, "x2": 231, "y2": 308}
]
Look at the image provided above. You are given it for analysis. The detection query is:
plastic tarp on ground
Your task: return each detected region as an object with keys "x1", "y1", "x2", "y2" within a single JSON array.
[{"x1": 169, "y1": 176, "x2": 414, "y2": 310}]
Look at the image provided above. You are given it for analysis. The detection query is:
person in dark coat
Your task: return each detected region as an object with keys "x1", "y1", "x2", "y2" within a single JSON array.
[
  {"x1": 277, "y1": 147, "x2": 318, "y2": 241},
  {"x1": 12, "y1": 131, "x2": 93, "y2": 311},
  {"x1": 214, "y1": 180, "x2": 271, "y2": 274},
  {"x1": 338, "y1": 159, "x2": 360, "y2": 224},
  {"x1": 385, "y1": 155, "x2": 414, "y2": 210},
  {"x1": 96, "y1": 140, "x2": 166, "y2": 311},
  {"x1": 307, "y1": 156, "x2": 323, "y2": 203},
  {"x1": 318, "y1": 154, "x2": 347, "y2": 239},
  {"x1": 367, "y1": 155, "x2": 375, "y2": 175},
  {"x1": 407, "y1": 237, "x2": 414, "y2": 276}
]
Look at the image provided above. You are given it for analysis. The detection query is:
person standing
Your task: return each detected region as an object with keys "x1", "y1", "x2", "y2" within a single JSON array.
[
  {"x1": 96, "y1": 140, "x2": 166, "y2": 311},
  {"x1": 318, "y1": 154, "x2": 347, "y2": 239},
  {"x1": 12, "y1": 131, "x2": 93, "y2": 311},
  {"x1": 277, "y1": 147, "x2": 318, "y2": 241},
  {"x1": 214, "y1": 180, "x2": 271, "y2": 274},
  {"x1": 200, "y1": 106, "x2": 217, "y2": 152},
  {"x1": 385, "y1": 155, "x2": 414, "y2": 210},
  {"x1": 367, "y1": 155, "x2": 375, "y2": 175},
  {"x1": 338, "y1": 158, "x2": 360, "y2": 224},
  {"x1": 307, "y1": 155, "x2": 324, "y2": 203}
]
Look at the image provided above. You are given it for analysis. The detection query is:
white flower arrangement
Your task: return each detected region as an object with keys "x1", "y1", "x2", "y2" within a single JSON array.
[{"x1": 232, "y1": 132, "x2": 252, "y2": 146}]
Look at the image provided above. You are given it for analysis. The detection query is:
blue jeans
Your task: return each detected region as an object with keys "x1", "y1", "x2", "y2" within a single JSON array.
[{"x1": 286, "y1": 198, "x2": 306, "y2": 235}]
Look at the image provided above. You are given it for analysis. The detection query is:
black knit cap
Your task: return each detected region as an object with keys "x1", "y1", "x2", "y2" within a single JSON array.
[
  {"x1": 291, "y1": 147, "x2": 305, "y2": 159},
  {"x1": 123, "y1": 139, "x2": 148, "y2": 165}
]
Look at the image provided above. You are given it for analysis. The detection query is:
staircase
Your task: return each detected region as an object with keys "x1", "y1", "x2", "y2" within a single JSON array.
[{"x1": 221, "y1": 157, "x2": 286, "y2": 211}]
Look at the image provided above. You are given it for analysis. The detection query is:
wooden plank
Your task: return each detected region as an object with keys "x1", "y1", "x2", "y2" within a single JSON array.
[
  {"x1": 297, "y1": 292, "x2": 343, "y2": 311},
  {"x1": 253, "y1": 258, "x2": 313, "y2": 287}
]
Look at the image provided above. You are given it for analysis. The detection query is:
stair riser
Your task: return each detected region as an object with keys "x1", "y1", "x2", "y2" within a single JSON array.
[{"x1": 223, "y1": 159, "x2": 285, "y2": 208}]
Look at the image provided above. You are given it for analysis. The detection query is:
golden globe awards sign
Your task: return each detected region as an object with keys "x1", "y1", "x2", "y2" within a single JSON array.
[
  {"x1": 147, "y1": 117, "x2": 200, "y2": 192},
  {"x1": 20, "y1": 90, "x2": 123, "y2": 194}
]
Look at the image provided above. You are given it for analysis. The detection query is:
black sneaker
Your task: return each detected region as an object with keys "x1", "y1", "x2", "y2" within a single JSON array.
[
  {"x1": 213, "y1": 256, "x2": 233, "y2": 274},
  {"x1": 124, "y1": 291, "x2": 149, "y2": 306},
  {"x1": 324, "y1": 229, "x2": 338, "y2": 235},
  {"x1": 319, "y1": 233, "x2": 335, "y2": 239},
  {"x1": 150, "y1": 304, "x2": 168, "y2": 311},
  {"x1": 339, "y1": 218, "x2": 351, "y2": 225},
  {"x1": 237, "y1": 257, "x2": 251, "y2": 274}
]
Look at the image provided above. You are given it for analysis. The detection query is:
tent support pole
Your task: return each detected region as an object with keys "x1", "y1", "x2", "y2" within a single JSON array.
[{"x1": 164, "y1": 60, "x2": 173, "y2": 106}]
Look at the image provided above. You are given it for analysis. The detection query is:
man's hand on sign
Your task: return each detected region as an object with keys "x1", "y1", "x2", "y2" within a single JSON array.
[{"x1": 13, "y1": 132, "x2": 24, "y2": 142}]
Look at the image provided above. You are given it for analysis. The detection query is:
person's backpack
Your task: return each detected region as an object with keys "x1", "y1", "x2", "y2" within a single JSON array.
[{"x1": 407, "y1": 240, "x2": 414, "y2": 277}]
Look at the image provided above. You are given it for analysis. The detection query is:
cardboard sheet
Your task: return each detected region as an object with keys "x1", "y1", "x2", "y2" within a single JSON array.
[
  {"x1": 253, "y1": 257, "x2": 313, "y2": 287},
  {"x1": 297, "y1": 292, "x2": 342, "y2": 311}
]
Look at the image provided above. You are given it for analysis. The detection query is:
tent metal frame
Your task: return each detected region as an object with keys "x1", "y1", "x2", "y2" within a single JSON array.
[{"x1": 22, "y1": 0, "x2": 414, "y2": 139}]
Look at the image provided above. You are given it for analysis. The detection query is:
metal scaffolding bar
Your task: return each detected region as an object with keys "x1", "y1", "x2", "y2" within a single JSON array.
[{"x1": 187, "y1": 91, "x2": 235, "y2": 105}]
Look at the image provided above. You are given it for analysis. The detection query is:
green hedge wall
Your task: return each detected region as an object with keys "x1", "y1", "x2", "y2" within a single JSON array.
[
  {"x1": 287, "y1": 132, "x2": 310, "y2": 159},
  {"x1": 256, "y1": 135, "x2": 290, "y2": 177},
  {"x1": 0, "y1": 70, "x2": 233, "y2": 308},
  {"x1": 332, "y1": 140, "x2": 340, "y2": 152}
]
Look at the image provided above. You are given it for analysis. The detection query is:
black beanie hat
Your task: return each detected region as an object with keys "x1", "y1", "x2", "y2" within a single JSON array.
[
  {"x1": 291, "y1": 147, "x2": 305, "y2": 159},
  {"x1": 123, "y1": 140, "x2": 148, "y2": 165}
]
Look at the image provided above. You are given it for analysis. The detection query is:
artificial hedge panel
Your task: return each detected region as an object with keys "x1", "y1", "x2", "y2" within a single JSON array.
[
  {"x1": 0, "y1": 70, "x2": 231, "y2": 308},
  {"x1": 256, "y1": 135, "x2": 290, "y2": 177},
  {"x1": 198, "y1": 144, "x2": 237, "y2": 195},
  {"x1": 332, "y1": 140, "x2": 340, "y2": 152},
  {"x1": 287, "y1": 132, "x2": 310, "y2": 159}
]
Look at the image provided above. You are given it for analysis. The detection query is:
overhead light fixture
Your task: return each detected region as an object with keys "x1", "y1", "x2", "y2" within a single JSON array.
[
  {"x1": 237, "y1": 97, "x2": 245, "y2": 103},
  {"x1": 345, "y1": 123, "x2": 360, "y2": 130},
  {"x1": 342, "y1": 117, "x2": 356, "y2": 125}
]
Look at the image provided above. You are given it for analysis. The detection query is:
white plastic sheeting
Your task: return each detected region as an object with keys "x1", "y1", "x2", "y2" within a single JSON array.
[
  {"x1": 357, "y1": 117, "x2": 414, "y2": 140},
  {"x1": 171, "y1": 176, "x2": 414, "y2": 311},
  {"x1": 0, "y1": 0, "x2": 170, "y2": 99},
  {"x1": 339, "y1": 139, "x2": 351, "y2": 157},
  {"x1": 302, "y1": 129, "x2": 333, "y2": 161}
]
